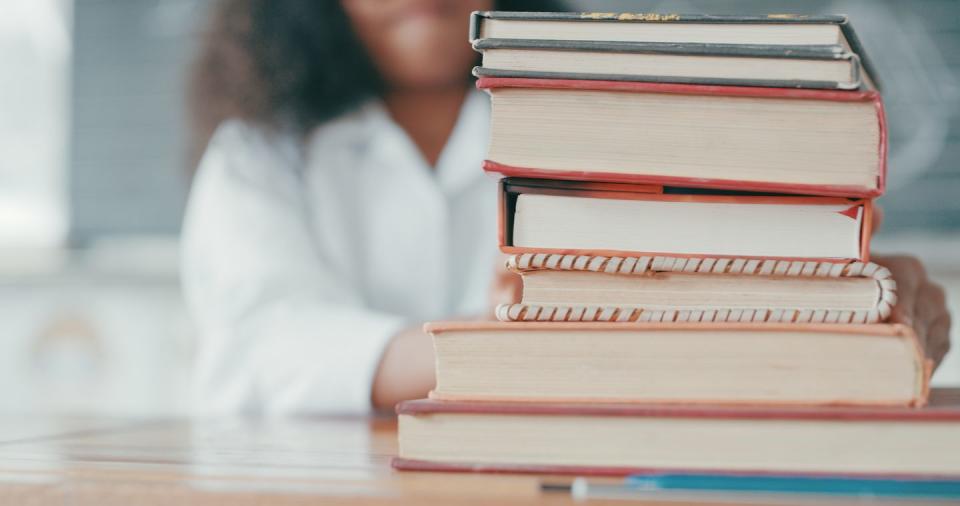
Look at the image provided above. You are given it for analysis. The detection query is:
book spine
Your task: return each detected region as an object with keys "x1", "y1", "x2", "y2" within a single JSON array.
[
  {"x1": 875, "y1": 94, "x2": 888, "y2": 195},
  {"x1": 841, "y1": 18, "x2": 882, "y2": 91},
  {"x1": 468, "y1": 11, "x2": 483, "y2": 42}
]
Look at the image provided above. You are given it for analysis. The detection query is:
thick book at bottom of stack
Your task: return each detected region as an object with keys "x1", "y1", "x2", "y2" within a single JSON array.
[
  {"x1": 392, "y1": 322, "x2": 958, "y2": 478},
  {"x1": 395, "y1": 389, "x2": 960, "y2": 478}
]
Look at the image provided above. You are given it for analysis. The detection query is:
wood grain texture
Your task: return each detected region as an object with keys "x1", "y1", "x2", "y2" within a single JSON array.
[{"x1": 0, "y1": 414, "x2": 952, "y2": 505}]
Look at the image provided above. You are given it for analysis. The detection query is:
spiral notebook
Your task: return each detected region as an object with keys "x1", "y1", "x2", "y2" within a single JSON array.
[{"x1": 498, "y1": 252, "x2": 897, "y2": 325}]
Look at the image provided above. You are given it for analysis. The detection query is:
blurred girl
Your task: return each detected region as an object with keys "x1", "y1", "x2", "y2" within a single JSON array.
[{"x1": 183, "y1": 0, "x2": 950, "y2": 415}]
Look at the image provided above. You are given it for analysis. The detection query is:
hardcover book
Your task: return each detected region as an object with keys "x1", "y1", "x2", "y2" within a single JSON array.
[
  {"x1": 469, "y1": 11, "x2": 879, "y2": 88},
  {"x1": 499, "y1": 179, "x2": 874, "y2": 261},
  {"x1": 424, "y1": 321, "x2": 929, "y2": 407},
  {"x1": 473, "y1": 40, "x2": 870, "y2": 91},
  {"x1": 479, "y1": 77, "x2": 886, "y2": 197},
  {"x1": 395, "y1": 389, "x2": 960, "y2": 478}
]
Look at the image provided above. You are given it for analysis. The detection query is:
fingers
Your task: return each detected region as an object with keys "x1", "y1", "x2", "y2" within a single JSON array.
[
  {"x1": 870, "y1": 204, "x2": 884, "y2": 235},
  {"x1": 872, "y1": 255, "x2": 925, "y2": 292},
  {"x1": 872, "y1": 255, "x2": 952, "y2": 369},
  {"x1": 927, "y1": 311, "x2": 952, "y2": 370},
  {"x1": 890, "y1": 302, "x2": 916, "y2": 329},
  {"x1": 915, "y1": 281, "x2": 947, "y2": 333},
  {"x1": 883, "y1": 255, "x2": 926, "y2": 291},
  {"x1": 917, "y1": 281, "x2": 952, "y2": 369}
]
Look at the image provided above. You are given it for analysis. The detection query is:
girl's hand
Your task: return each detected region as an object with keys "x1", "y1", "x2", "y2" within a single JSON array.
[
  {"x1": 870, "y1": 207, "x2": 951, "y2": 370},
  {"x1": 873, "y1": 255, "x2": 952, "y2": 370}
]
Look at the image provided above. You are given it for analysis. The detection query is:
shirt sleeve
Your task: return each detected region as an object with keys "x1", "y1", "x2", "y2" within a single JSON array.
[{"x1": 181, "y1": 120, "x2": 407, "y2": 415}]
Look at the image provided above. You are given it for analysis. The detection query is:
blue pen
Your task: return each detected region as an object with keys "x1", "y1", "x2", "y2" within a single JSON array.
[
  {"x1": 627, "y1": 473, "x2": 960, "y2": 498},
  {"x1": 558, "y1": 473, "x2": 960, "y2": 501}
]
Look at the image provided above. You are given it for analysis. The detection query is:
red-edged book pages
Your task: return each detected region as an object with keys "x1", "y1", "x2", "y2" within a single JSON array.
[
  {"x1": 499, "y1": 179, "x2": 874, "y2": 262},
  {"x1": 394, "y1": 389, "x2": 960, "y2": 478},
  {"x1": 499, "y1": 252, "x2": 897, "y2": 324},
  {"x1": 478, "y1": 77, "x2": 886, "y2": 197}
]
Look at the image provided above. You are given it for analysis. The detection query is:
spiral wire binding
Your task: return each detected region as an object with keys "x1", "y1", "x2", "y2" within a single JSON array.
[{"x1": 497, "y1": 253, "x2": 897, "y2": 324}]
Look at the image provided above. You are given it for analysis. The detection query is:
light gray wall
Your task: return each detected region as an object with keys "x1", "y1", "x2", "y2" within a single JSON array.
[{"x1": 69, "y1": 0, "x2": 200, "y2": 245}]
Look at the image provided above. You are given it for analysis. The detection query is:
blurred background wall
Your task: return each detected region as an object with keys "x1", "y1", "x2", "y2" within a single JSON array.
[{"x1": 1, "y1": 0, "x2": 958, "y2": 415}]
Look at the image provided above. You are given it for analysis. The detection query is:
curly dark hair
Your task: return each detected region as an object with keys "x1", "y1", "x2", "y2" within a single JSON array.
[{"x1": 187, "y1": 0, "x2": 566, "y2": 166}]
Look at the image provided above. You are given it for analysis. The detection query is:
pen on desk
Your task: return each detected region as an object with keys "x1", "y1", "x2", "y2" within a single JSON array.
[
  {"x1": 541, "y1": 473, "x2": 960, "y2": 502},
  {"x1": 542, "y1": 478, "x2": 789, "y2": 505}
]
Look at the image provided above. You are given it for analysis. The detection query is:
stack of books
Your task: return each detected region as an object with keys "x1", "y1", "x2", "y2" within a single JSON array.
[{"x1": 396, "y1": 12, "x2": 960, "y2": 478}]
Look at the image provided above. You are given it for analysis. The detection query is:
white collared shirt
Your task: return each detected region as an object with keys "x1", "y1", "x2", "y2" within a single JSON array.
[{"x1": 181, "y1": 89, "x2": 497, "y2": 415}]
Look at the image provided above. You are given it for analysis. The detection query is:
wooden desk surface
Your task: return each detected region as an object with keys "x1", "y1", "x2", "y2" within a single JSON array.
[{"x1": 0, "y1": 415, "x2": 951, "y2": 505}]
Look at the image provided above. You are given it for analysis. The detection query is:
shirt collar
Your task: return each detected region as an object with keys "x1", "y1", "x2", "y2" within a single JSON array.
[
  {"x1": 305, "y1": 87, "x2": 490, "y2": 196},
  {"x1": 308, "y1": 88, "x2": 490, "y2": 196}
]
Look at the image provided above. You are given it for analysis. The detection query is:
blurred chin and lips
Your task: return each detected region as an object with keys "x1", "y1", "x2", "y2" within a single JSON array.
[{"x1": 342, "y1": 0, "x2": 493, "y2": 89}]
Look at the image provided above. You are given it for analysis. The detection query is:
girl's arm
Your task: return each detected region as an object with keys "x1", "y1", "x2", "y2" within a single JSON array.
[
  {"x1": 182, "y1": 120, "x2": 407, "y2": 415},
  {"x1": 873, "y1": 255, "x2": 952, "y2": 369},
  {"x1": 371, "y1": 326, "x2": 435, "y2": 410}
]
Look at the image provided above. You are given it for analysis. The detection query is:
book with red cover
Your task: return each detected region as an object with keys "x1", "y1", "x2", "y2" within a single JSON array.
[
  {"x1": 499, "y1": 178, "x2": 875, "y2": 262},
  {"x1": 394, "y1": 389, "x2": 960, "y2": 478},
  {"x1": 479, "y1": 77, "x2": 886, "y2": 197}
]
